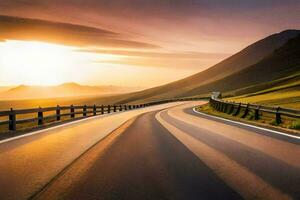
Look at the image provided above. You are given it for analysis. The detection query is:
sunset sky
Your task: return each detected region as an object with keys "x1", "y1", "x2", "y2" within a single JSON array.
[{"x1": 0, "y1": 0, "x2": 299, "y2": 87}]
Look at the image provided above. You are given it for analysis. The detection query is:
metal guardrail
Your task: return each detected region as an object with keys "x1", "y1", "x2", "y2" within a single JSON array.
[
  {"x1": 209, "y1": 97, "x2": 300, "y2": 124},
  {"x1": 0, "y1": 97, "x2": 204, "y2": 132}
]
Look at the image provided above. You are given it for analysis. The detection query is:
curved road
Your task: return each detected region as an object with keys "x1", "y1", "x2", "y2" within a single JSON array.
[{"x1": 0, "y1": 101, "x2": 299, "y2": 200}]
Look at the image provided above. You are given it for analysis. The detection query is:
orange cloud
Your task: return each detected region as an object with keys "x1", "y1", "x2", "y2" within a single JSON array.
[{"x1": 0, "y1": 15, "x2": 159, "y2": 49}]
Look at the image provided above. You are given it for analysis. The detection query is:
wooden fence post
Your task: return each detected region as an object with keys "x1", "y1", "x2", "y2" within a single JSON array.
[
  {"x1": 124, "y1": 105, "x2": 127, "y2": 110},
  {"x1": 38, "y1": 107, "x2": 43, "y2": 125},
  {"x1": 223, "y1": 104, "x2": 228, "y2": 113},
  {"x1": 228, "y1": 104, "x2": 234, "y2": 114},
  {"x1": 70, "y1": 105, "x2": 75, "y2": 118},
  {"x1": 276, "y1": 107, "x2": 282, "y2": 124},
  {"x1": 217, "y1": 102, "x2": 221, "y2": 111},
  {"x1": 119, "y1": 105, "x2": 122, "y2": 111},
  {"x1": 254, "y1": 106, "x2": 260, "y2": 120},
  {"x1": 93, "y1": 105, "x2": 97, "y2": 116},
  {"x1": 56, "y1": 105, "x2": 61, "y2": 121},
  {"x1": 108, "y1": 105, "x2": 111, "y2": 113},
  {"x1": 219, "y1": 102, "x2": 223, "y2": 111},
  {"x1": 113, "y1": 105, "x2": 116, "y2": 112},
  {"x1": 233, "y1": 103, "x2": 241, "y2": 116},
  {"x1": 101, "y1": 105, "x2": 104, "y2": 114},
  {"x1": 241, "y1": 103, "x2": 249, "y2": 118},
  {"x1": 83, "y1": 105, "x2": 87, "y2": 117},
  {"x1": 9, "y1": 108, "x2": 16, "y2": 131}
]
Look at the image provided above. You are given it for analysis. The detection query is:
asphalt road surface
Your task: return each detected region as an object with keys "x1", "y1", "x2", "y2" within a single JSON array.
[{"x1": 0, "y1": 101, "x2": 299, "y2": 200}]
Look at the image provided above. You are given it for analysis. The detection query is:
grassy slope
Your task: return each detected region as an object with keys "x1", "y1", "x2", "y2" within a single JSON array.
[
  {"x1": 230, "y1": 87, "x2": 300, "y2": 109},
  {"x1": 183, "y1": 34, "x2": 300, "y2": 97}
]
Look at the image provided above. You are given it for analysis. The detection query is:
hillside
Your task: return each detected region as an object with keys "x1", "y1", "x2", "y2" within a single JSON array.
[
  {"x1": 0, "y1": 82, "x2": 142, "y2": 100},
  {"x1": 183, "y1": 34, "x2": 300, "y2": 96},
  {"x1": 0, "y1": 86, "x2": 14, "y2": 93},
  {"x1": 114, "y1": 30, "x2": 300, "y2": 104}
]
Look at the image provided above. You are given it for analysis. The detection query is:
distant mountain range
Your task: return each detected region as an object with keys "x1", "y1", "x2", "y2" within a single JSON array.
[
  {"x1": 113, "y1": 29, "x2": 300, "y2": 103},
  {"x1": 0, "y1": 82, "x2": 143, "y2": 100}
]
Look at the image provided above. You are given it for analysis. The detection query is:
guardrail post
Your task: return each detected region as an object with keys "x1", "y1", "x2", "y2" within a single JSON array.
[
  {"x1": 101, "y1": 105, "x2": 104, "y2": 114},
  {"x1": 220, "y1": 102, "x2": 223, "y2": 112},
  {"x1": 217, "y1": 102, "x2": 221, "y2": 111},
  {"x1": 228, "y1": 104, "x2": 234, "y2": 114},
  {"x1": 93, "y1": 105, "x2": 97, "y2": 116},
  {"x1": 38, "y1": 107, "x2": 43, "y2": 125},
  {"x1": 254, "y1": 106, "x2": 260, "y2": 120},
  {"x1": 56, "y1": 105, "x2": 61, "y2": 121},
  {"x1": 113, "y1": 105, "x2": 116, "y2": 112},
  {"x1": 70, "y1": 105, "x2": 75, "y2": 118},
  {"x1": 276, "y1": 107, "x2": 282, "y2": 124},
  {"x1": 9, "y1": 108, "x2": 16, "y2": 131},
  {"x1": 108, "y1": 105, "x2": 111, "y2": 113},
  {"x1": 233, "y1": 103, "x2": 241, "y2": 116},
  {"x1": 129, "y1": 105, "x2": 131, "y2": 110},
  {"x1": 119, "y1": 105, "x2": 122, "y2": 111},
  {"x1": 124, "y1": 105, "x2": 127, "y2": 110},
  {"x1": 83, "y1": 105, "x2": 87, "y2": 117},
  {"x1": 241, "y1": 103, "x2": 249, "y2": 118},
  {"x1": 223, "y1": 103, "x2": 228, "y2": 113}
]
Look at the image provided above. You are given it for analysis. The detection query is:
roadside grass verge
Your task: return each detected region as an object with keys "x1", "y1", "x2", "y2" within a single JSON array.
[{"x1": 196, "y1": 103, "x2": 300, "y2": 135}]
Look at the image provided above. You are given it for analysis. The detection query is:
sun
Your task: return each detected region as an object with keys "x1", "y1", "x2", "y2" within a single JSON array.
[
  {"x1": 0, "y1": 40, "x2": 78, "y2": 86},
  {"x1": 0, "y1": 40, "x2": 135, "y2": 87}
]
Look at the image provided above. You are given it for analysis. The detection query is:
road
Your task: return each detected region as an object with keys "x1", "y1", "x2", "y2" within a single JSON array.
[{"x1": 0, "y1": 101, "x2": 299, "y2": 200}]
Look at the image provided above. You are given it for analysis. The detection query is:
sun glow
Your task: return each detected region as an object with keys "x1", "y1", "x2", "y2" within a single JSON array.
[
  {"x1": 0, "y1": 40, "x2": 119, "y2": 86},
  {"x1": 0, "y1": 40, "x2": 197, "y2": 88}
]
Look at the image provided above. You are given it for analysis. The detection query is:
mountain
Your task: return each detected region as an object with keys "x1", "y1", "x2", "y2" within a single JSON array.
[
  {"x1": 0, "y1": 86, "x2": 14, "y2": 93},
  {"x1": 182, "y1": 34, "x2": 300, "y2": 96},
  {"x1": 113, "y1": 29, "x2": 300, "y2": 103},
  {"x1": 0, "y1": 82, "x2": 143, "y2": 100}
]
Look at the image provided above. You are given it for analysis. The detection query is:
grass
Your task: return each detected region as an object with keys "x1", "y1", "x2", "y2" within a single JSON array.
[
  {"x1": 196, "y1": 103, "x2": 300, "y2": 134},
  {"x1": 228, "y1": 85, "x2": 300, "y2": 109},
  {"x1": 289, "y1": 120, "x2": 300, "y2": 130}
]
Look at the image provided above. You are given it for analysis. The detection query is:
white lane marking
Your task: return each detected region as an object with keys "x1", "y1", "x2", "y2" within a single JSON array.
[
  {"x1": 156, "y1": 111, "x2": 291, "y2": 200},
  {"x1": 193, "y1": 107, "x2": 300, "y2": 140}
]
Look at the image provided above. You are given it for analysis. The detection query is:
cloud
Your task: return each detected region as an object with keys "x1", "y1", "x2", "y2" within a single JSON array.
[
  {"x1": 81, "y1": 48, "x2": 230, "y2": 59},
  {"x1": 0, "y1": 15, "x2": 159, "y2": 49},
  {"x1": 95, "y1": 55, "x2": 226, "y2": 70}
]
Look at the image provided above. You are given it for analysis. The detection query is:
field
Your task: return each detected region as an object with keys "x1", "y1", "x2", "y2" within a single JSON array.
[
  {"x1": 0, "y1": 94, "x2": 125, "y2": 111},
  {"x1": 227, "y1": 75, "x2": 300, "y2": 109},
  {"x1": 229, "y1": 87, "x2": 300, "y2": 109}
]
